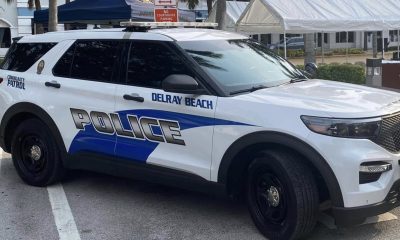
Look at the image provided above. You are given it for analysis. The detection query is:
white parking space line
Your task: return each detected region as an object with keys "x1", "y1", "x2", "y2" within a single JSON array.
[{"x1": 47, "y1": 184, "x2": 81, "y2": 240}]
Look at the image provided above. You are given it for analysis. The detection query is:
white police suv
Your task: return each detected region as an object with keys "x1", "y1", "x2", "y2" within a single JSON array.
[{"x1": 1, "y1": 22, "x2": 400, "y2": 240}]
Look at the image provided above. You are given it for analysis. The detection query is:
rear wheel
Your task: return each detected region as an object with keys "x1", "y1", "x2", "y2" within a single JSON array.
[
  {"x1": 246, "y1": 150, "x2": 319, "y2": 240},
  {"x1": 11, "y1": 118, "x2": 65, "y2": 186}
]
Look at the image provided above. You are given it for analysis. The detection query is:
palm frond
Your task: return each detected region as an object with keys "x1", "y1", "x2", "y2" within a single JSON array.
[{"x1": 179, "y1": 0, "x2": 199, "y2": 10}]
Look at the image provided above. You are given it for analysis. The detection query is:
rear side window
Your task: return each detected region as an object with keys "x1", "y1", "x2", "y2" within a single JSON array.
[
  {"x1": 1, "y1": 42, "x2": 56, "y2": 72},
  {"x1": 53, "y1": 40, "x2": 122, "y2": 83},
  {"x1": 53, "y1": 45, "x2": 74, "y2": 78}
]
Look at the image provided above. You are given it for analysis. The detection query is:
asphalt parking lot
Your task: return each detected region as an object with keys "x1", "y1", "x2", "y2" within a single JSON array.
[{"x1": 2, "y1": 149, "x2": 400, "y2": 240}]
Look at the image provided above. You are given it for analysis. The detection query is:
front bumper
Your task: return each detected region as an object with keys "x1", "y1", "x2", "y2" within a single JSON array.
[{"x1": 332, "y1": 179, "x2": 400, "y2": 226}]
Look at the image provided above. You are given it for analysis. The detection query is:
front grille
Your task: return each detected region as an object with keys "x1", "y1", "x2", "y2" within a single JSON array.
[{"x1": 373, "y1": 113, "x2": 400, "y2": 153}]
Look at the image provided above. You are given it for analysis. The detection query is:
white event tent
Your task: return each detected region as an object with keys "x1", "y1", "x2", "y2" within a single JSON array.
[{"x1": 236, "y1": 0, "x2": 400, "y2": 59}]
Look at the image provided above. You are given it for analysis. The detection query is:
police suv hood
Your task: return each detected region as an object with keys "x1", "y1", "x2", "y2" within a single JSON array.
[{"x1": 245, "y1": 79, "x2": 400, "y2": 118}]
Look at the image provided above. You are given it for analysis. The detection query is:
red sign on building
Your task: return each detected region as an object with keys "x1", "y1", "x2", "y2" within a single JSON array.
[{"x1": 154, "y1": 8, "x2": 178, "y2": 22}]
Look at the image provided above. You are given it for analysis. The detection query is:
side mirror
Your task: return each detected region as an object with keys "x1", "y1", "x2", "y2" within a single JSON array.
[{"x1": 162, "y1": 74, "x2": 203, "y2": 94}]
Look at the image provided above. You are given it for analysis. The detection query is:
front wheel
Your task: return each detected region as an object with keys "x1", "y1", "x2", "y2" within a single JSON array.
[
  {"x1": 246, "y1": 150, "x2": 319, "y2": 240},
  {"x1": 11, "y1": 118, "x2": 65, "y2": 186}
]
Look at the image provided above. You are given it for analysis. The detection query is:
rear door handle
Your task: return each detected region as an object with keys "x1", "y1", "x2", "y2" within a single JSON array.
[
  {"x1": 45, "y1": 81, "x2": 61, "y2": 89},
  {"x1": 123, "y1": 94, "x2": 144, "y2": 103}
]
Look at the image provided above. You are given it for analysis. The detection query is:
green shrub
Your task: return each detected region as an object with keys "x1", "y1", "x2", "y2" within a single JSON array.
[
  {"x1": 332, "y1": 48, "x2": 365, "y2": 55},
  {"x1": 296, "y1": 65, "x2": 304, "y2": 70},
  {"x1": 316, "y1": 63, "x2": 365, "y2": 84},
  {"x1": 278, "y1": 49, "x2": 305, "y2": 58}
]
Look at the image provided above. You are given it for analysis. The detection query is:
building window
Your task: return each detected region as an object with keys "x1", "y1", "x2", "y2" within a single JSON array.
[
  {"x1": 390, "y1": 30, "x2": 399, "y2": 42},
  {"x1": 317, "y1": 33, "x2": 328, "y2": 47},
  {"x1": 280, "y1": 34, "x2": 301, "y2": 41},
  {"x1": 260, "y1": 34, "x2": 272, "y2": 45},
  {"x1": 336, "y1": 32, "x2": 354, "y2": 43},
  {"x1": 0, "y1": 28, "x2": 11, "y2": 48}
]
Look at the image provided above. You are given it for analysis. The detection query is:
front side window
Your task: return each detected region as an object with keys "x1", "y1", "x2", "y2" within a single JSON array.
[
  {"x1": 178, "y1": 39, "x2": 304, "y2": 95},
  {"x1": 126, "y1": 41, "x2": 193, "y2": 89},
  {"x1": 1, "y1": 42, "x2": 56, "y2": 72}
]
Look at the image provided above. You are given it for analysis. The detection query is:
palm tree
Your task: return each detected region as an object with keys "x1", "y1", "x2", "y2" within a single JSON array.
[
  {"x1": 215, "y1": 0, "x2": 226, "y2": 30},
  {"x1": 180, "y1": 0, "x2": 199, "y2": 10},
  {"x1": 28, "y1": 0, "x2": 43, "y2": 34},
  {"x1": 64, "y1": 0, "x2": 71, "y2": 31},
  {"x1": 28, "y1": 0, "x2": 57, "y2": 33},
  {"x1": 206, "y1": 0, "x2": 212, "y2": 13},
  {"x1": 48, "y1": 0, "x2": 58, "y2": 32},
  {"x1": 27, "y1": 0, "x2": 41, "y2": 10},
  {"x1": 181, "y1": 0, "x2": 213, "y2": 15}
]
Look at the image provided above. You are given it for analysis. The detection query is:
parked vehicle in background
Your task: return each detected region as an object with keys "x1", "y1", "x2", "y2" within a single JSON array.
[{"x1": 269, "y1": 37, "x2": 304, "y2": 50}]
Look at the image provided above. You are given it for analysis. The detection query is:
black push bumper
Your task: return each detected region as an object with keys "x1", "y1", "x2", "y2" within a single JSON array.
[{"x1": 332, "y1": 179, "x2": 400, "y2": 226}]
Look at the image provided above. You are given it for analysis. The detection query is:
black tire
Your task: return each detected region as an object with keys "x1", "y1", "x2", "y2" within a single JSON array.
[
  {"x1": 11, "y1": 118, "x2": 65, "y2": 186},
  {"x1": 246, "y1": 150, "x2": 319, "y2": 240}
]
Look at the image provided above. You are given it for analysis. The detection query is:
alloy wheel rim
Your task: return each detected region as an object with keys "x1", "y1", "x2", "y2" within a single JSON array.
[
  {"x1": 255, "y1": 172, "x2": 288, "y2": 226},
  {"x1": 20, "y1": 135, "x2": 48, "y2": 174}
]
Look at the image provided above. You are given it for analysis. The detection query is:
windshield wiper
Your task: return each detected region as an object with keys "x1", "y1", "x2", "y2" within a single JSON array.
[
  {"x1": 230, "y1": 85, "x2": 269, "y2": 95},
  {"x1": 290, "y1": 77, "x2": 308, "y2": 83}
]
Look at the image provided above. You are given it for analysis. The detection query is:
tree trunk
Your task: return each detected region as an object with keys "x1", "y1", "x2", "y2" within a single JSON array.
[
  {"x1": 207, "y1": 0, "x2": 213, "y2": 14},
  {"x1": 363, "y1": 32, "x2": 368, "y2": 51},
  {"x1": 372, "y1": 32, "x2": 378, "y2": 58},
  {"x1": 215, "y1": 0, "x2": 226, "y2": 30},
  {"x1": 64, "y1": 0, "x2": 71, "y2": 31},
  {"x1": 304, "y1": 33, "x2": 316, "y2": 65},
  {"x1": 33, "y1": 0, "x2": 44, "y2": 34},
  {"x1": 34, "y1": 0, "x2": 41, "y2": 10},
  {"x1": 48, "y1": 0, "x2": 58, "y2": 32}
]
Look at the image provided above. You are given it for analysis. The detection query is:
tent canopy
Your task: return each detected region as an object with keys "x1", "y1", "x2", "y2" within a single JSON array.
[
  {"x1": 207, "y1": 1, "x2": 248, "y2": 31},
  {"x1": 237, "y1": 0, "x2": 400, "y2": 34},
  {"x1": 34, "y1": 0, "x2": 131, "y2": 24},
  {"x1": 34, "y1": 0, "x2": 195, "y2": 24}
]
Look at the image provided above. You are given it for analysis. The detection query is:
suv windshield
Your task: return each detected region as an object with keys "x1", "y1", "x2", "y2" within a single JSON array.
[{"x1": 178, "y1": 39, "x2": 304, "y2": 95}]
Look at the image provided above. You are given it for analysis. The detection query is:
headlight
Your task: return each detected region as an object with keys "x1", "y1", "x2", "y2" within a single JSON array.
[{"x1": 301, "y1": 116, "x2": 381, "y2": 139}]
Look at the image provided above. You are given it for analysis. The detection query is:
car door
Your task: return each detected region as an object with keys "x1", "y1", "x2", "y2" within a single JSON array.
[
  {"x1": 114, "y1": 40, "x2": 217, "y2": 180},
  {"x1": 45, "y1": 40, "x2": 122, "y2": 157}
]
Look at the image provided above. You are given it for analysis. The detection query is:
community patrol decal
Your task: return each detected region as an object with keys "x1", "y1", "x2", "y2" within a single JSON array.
[
  {"x1": 7, "y1": 75, "x2": 25, "y2": 90},
  {"x1": 152, "y1": 93, "x2": 213, "y2": 110}
]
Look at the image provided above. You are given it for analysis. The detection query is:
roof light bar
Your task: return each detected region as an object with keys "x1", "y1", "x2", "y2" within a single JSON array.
[{"x1": 120, "y1": 21, "x2": 218, "y2": 28}]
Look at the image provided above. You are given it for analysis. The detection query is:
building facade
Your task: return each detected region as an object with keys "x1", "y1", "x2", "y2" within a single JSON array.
[
  {"x1": 253, "y1": 31, "x2": 399, "y2": 52},
  {"x1": 0, "y1": 0, "x2": 65, "y2": 57},
  {"x1": 0, "y1": 0, "x2": 18, "y2": 56}
]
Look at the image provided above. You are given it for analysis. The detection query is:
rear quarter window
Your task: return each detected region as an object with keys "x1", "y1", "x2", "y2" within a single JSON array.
[{"x1": 1, "y1": 42, "x2": 56, "y2": 72}]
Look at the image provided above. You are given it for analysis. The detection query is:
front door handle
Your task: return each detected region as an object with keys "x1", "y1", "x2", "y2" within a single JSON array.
[
  {"x1": 45, "y1": 81, "x2": 61, "y2": 89},
  {"x1": 123, "y1": 94, "x2": 144, "y2": 103}
]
